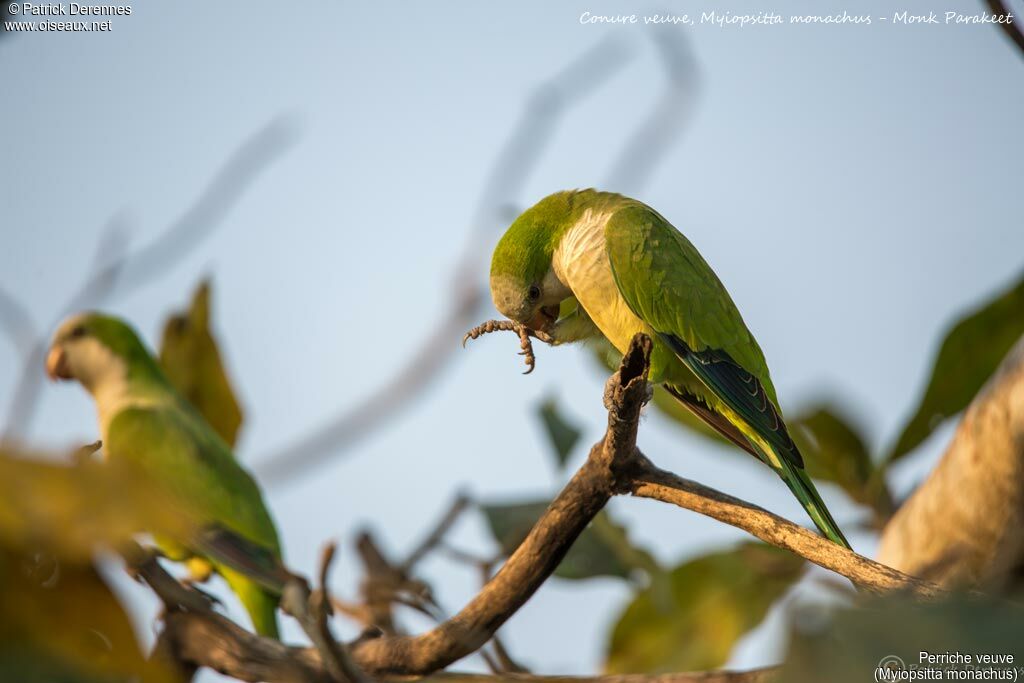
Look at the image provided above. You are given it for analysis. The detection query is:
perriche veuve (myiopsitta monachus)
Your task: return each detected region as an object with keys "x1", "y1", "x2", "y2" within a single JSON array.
[
  {"x1": 488, "y1": 189, "x2": 850, "y2": 548},
  {"x1": 46, "y1": 312, "x2": 285, "y2": 636}
]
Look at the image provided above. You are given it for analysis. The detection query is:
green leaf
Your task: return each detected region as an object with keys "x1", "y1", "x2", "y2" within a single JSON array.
[
  {"x1": 605, "y1": 542, "x2": 805, "y2": 673},
  {"x1": 888, "y1": 271, "x2": 1024, "y2": 462},
  {"x1": 536, "y1": 398, "x2": 582, "y2": 468},
  {"x1": 159, "y1": 279, "x2": 245, "y2": 447},
  {"x1": 481, "y1": 499, "x2": 657, "y2": 581},
  {"x1": 790, "y1": 404, "x2": 893, "y2": 521}
]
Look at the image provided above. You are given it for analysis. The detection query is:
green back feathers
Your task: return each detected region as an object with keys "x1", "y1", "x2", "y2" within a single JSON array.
[{"x1": 603, "y1": 205, "x2": 778, "y2": 405}]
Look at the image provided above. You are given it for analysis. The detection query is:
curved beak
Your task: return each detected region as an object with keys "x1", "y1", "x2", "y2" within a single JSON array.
[
  {"x1": 45, "y1": 345, "x2": 71, "y2": 381},
  {"x1": 527, "y1": 305, "x2": 559, "y2": 335}
]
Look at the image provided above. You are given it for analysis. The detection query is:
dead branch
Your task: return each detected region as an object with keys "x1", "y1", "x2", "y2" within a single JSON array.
[
  {"x1": 350, "y1": 530, "x2": 438, "y2": 635},
  {"x1": 402, "y1": 493, "x2": 472, "y2": 573},
  {"x1": 343, "y1": 495, "x2": 522, "y2": 674},
  {"x1": 420, "y1": 674, "x2": 777, "y2": 683},
  {"x1": 154, "y1": 334, "x2": 941, "y2": 681},
  {"x1": 279, "y1": 543, "x2": 371, "y2": 683},
  {"x1": 163, "y1": 609, "x2": 776, "y2": 683},
  {"x1": 629, "y1": 463, "x2": 942, "y2": 598}
]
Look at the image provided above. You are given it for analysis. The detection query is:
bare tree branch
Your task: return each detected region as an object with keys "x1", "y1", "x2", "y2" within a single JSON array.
[
  {"x1": 629, "y1": 463, "x2": 942, "y2": 599},
  {"x1": 279, "y1": 543, "x2": 371, "y2": 683},
  {"x1": 417, "y1": 673, "x2": 778, "y2": 683},
  {"x1": 163, "y1": 609, "x2": 776, "y2": 683},
  {"x1": 401, "y1": 493, "x2": 472, "y2": 573},
  {"x1": 153, "y1": 334, "x2": 942, "y2": 681}
]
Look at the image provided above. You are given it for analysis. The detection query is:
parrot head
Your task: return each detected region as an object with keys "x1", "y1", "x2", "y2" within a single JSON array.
[
  {"x1": 46, "y1": 312, "x2": 154, "y2": 393},
  {"x1": 489, "y1": 191, "x2": 577, "y2": 333}
]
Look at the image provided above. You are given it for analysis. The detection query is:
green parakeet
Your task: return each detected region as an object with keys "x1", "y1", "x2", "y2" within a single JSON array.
[
  {"x1": 489, "y1": 190, "x2": 850, "y2": 548},
  {"x1": 46, "y1": 312, "x2": 285, "y2": 636}
]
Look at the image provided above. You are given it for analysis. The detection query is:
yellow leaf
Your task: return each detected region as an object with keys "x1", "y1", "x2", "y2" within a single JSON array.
[{"x1": 159, "y1": 279, "x2": 245, "y2": 447}]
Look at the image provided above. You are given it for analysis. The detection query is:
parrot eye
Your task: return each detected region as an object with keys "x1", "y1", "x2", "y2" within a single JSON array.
[
  {"x1": 69, "y1": 325, "x2": 86, "y2": 340},
  {"x1": 527, "y1": 285, "x2": 541, "y2": 302}
]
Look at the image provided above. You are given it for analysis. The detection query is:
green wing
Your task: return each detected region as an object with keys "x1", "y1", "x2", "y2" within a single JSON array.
[
  {"x1": 604, "y1": 203, "x2": 800, "y2": 468},
  {"x1": 604, "y1": 203, "x2": 849, "y2": 548},
  {"x1": 106, "y1": 404, "x2": 281, "y2": 570}
]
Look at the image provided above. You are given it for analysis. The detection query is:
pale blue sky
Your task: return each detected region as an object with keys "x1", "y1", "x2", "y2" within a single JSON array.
[{"x1": 2, "y1": 0, "x2": 1023, "y2": 676}]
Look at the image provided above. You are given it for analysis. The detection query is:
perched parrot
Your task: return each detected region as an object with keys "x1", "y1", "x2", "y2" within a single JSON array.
[
  {"x1": 489, "y1": 189, "x2": 850, "y2": 548},
  {"x1": 46, "y1": 312, "x2": 285, "y2": 637}
]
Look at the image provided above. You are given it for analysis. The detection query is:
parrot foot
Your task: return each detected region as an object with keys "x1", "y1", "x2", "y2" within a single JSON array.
[{"x1": 462, "y1": 319, "x2": 555, "y2": 374}]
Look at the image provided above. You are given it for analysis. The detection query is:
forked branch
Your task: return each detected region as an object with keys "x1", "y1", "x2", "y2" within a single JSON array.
[{"x1": 152, "y1": 333, "x2": 943, "y2": 681}]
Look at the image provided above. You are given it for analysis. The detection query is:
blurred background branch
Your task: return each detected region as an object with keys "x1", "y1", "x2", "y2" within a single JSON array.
[
  {"x1": 985, "y1": 0, "x2": 1024, "y2": 56},
  {"x1": 254, "y1": 30, "x2": 697, "y2": 485},
  {"x1": 0, "y1": 117, "x2": 299, "y2": 445}
]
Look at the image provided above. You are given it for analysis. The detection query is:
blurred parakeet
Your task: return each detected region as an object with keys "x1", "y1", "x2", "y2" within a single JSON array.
[
  {"x1": 46, "y1": 312, "x2": 284, "y2": 636},
  {"x1": 489, "y1": 190, "x2": 850, "y2": 548}
]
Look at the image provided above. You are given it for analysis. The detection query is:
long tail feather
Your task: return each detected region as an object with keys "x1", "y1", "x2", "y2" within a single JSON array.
[{"x1": 777, "y1": 456, "x2": 850, "y2": 549}]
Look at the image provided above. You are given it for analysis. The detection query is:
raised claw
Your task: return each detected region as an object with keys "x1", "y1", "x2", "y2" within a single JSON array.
[{"x1": 462, "y1": 318, "x2": 553, "y2": 375}]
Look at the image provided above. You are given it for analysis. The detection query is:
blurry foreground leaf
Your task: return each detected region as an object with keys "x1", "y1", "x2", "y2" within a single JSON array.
[
  {"x1": 888, "y1": 271, "x2": 1024, "y2": 462},
  {"x1": 781, "y1": 596, "x2": 1024, "y2": 683},
  {"x1": 481, "y1": 499, "x2": 657, "y2": 581},
  {"x1": 160, "y1": 279, "x2": 244, "y2": 447},
  {"x1": 0, "y1": 549, "x2": 169, "y2": 683},
  {"x1": 790, "y1": 405, "x2": 893, "y2": 521},
  {"x1": 0, "y1": 449, "x2": 185, "y2": 682},
  {"x1": 0, "y1": 451, "x2": 194, "y2": 558},
  {"x1": 536, "y1": 397, "x2": 582, "y2": 468},
  {"x1": 605, "y1": 542, "x2": 804, "y2": 673}
]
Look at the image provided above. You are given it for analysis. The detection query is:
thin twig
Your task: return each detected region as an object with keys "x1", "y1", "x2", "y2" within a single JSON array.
[
  {"x1": 628, "y1": 460, "x2": 944, "y2": 599},
  {"x1": 123, "y1": 542, "x2": 216, "y2": 615},
  {"x1": 280, "y1": 543, "x2": 372, "y2": 683},
  {"x1": 154, "y1": 335, "x2": 940, "y2": 680},
  {"x1": 402, "y1": 493, "x2": 473, "y2": 573}
]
